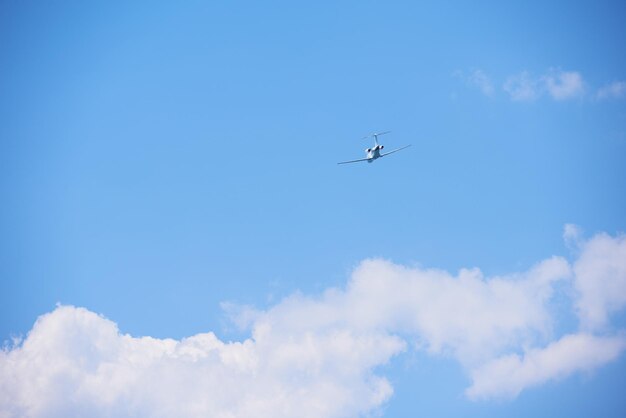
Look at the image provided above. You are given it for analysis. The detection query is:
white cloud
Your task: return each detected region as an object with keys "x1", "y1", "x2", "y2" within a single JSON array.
[
  {"x1": 563, "y1": 223, "x2": 583, "y2": 250},
  {"x1": 597, "y1": 81, "x2": 626, "y2": 100},
  {"x1": 497, "y1": 69, "x2": 587, "y2": 102},
  {"x1": 466, "y1": 333, "x2": 626, "y2": 400},
  {"x1": 246, "y1": 256, "x2": 570, "y2": 370},
  {"x1": 457, "y1": 68, "x2": 626, "y2": 102},
  {"x1": 2, "y1": 228, "x2": 626, "y2": 416},
  {"x1": 503, "y1": 71, "x2": 540, "y2": 101},
  {"x1": 470, "y1": 69, "x2": 495, "y2": 96},
  {"x1": 543, "y1": 70, "x2": 585, "y2": 100},
  {"x1": 0, "y1": 306, "x2": 403, "y2": 418},
  {"x1": 461, "y1": 69, "x2": 495, "y2": 97},
  {"x1": 453, "y1": 69, "x2": 495, "y2": 97},
  {"x1": 343, "y1": 257, "x2": 569, "y2": 365},
  {"x1": 574, "y1": 232, "x2": 626, "y2": 330}
]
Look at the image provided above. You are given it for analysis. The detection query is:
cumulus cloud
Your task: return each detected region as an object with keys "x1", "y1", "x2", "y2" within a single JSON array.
[
  {"x1": 597, "y1": 81, "x2": 626, "y2": 100},
  {"x1": 0, "y1": 306, "x2": 402, "y2": 418},
  {"x1": 335, "y1": 256, "x2": 569, "y2": 365},
  {"x1": 466, "y1": 333, "x2": 626, "y2": 400},
  {"x1": 2, "y1": 228, "x2": 626, "y2": 417},
  {"x1": 573, "y1": 232, "x2": 626, "y2": 330}
]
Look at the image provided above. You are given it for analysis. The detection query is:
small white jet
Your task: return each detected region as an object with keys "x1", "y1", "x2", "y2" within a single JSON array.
[{"x1": 338, "y1": 131, "x2": 411, "y2": 165}]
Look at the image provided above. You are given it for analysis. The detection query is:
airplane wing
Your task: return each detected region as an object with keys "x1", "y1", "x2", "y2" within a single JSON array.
[
  {"x1": 337, "y1": 157, "x2": 371, "y2": 165},
  {"x1": 380, "y1": 144, "x2": 411, "y2": 157}
]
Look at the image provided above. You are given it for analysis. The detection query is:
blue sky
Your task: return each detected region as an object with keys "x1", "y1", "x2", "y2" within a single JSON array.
[{"x1": 2, "y1": 1, "x2": 626, "y2": 417}]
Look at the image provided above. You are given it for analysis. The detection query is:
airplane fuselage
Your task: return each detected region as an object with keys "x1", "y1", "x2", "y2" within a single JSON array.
[{"x1": 365, "y1": 144, "x2": 384, "y2": 162}]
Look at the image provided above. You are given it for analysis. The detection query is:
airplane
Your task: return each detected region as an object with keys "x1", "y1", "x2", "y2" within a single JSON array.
[{"x1": 338, "y1": 131, "x2": 411, "y2": 164}]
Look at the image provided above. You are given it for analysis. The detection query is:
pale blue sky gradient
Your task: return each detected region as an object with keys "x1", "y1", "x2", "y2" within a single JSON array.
[{"x1": 2, "y1": 1, "x2": 626, "y2": 417}]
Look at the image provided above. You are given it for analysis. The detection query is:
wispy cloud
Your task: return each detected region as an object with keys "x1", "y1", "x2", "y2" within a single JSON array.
[
  {"x1": 502, "y1": 69, "x2": 585, "y2": 102},
  {"x1": 454, "y1": 69, "x2": 495, "y2": 97},
  {"x1": 503, "y1": 71, "x2": 541, "y2": 101},
  {"x1": 543, "y1": 70, "x2": 585, "y2": 100},
  {"x1": 2, "y1": 227, "x2": 626, "y2": 416},
  {"x1": 469, "y1": 69, "x2": 495, "y2": 97},
  {"x1": 563, "y1": 223, "x2": 583, "y2": 250},
  {"x1": 597, "y1": 81, "x2": 626, "y2": 100},
  {"x1": 457, "y1": 68, "x2": 602, "y2": 102}
]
